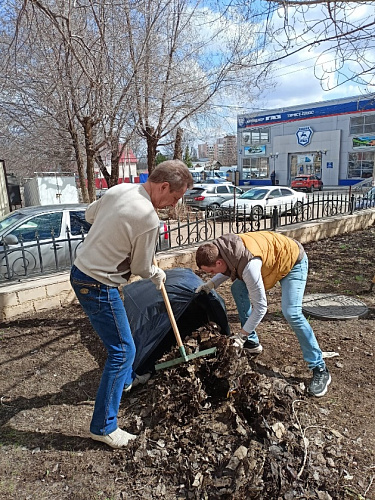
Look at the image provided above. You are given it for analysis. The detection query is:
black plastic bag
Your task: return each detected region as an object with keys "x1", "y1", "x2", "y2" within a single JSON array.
[{"x1": 123, "y1": 268, "x2": 230, "y2": 373}]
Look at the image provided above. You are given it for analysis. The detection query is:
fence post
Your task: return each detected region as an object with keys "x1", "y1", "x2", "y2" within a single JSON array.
[
  {"x1": 272, "y1": 206, "x2": 279, "y2": 230},
  {"x1": 350, "y1": 194, "x2": 355, "y2": 215}
]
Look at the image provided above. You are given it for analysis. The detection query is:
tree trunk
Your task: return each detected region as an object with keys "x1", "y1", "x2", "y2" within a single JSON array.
[
  {"x1": 173, "y1": 127, "x2": 183, "y2": 160},
  {"x1": 109, "y1": 139, "x2": 121, "y2": 187},
  {"x1": 82, "y1": 117, "x2": 97, "y2": 203},
  {"x1": 146, "y1": 126, "x2": 158, "y2": 175},
  {"x1": 95, "y1": 154, "x2": 110, "y2": 189},
  {"x1": 70, "y1": 127, "x2": 89, "y2": 203}
]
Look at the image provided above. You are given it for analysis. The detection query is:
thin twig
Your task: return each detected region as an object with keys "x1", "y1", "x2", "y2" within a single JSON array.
[
  {"x1": 292, "y1": 399, "x2": 309, "y2": 479},
  {"x1": 363, "y1": 474, "x2": 374, "y2": 498}
]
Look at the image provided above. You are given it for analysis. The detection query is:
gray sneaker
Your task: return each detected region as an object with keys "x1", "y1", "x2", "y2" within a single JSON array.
[{"x1": 309, "y1": 366, "x2": 331, "y2": 397}]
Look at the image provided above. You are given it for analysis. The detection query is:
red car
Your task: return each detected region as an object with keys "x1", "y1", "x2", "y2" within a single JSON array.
[{"x1": 291, "y1": 174, "x2": 323, "y2": 192}]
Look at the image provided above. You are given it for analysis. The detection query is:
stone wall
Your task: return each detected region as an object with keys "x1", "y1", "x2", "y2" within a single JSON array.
[{"x1": 1, "y1": 209, "x2": 374, "y2": 322}]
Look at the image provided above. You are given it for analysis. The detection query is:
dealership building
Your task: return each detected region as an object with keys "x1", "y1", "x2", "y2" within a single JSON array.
[{"x1": 237, "y1": 94, "x2": 375, "y2": 187}]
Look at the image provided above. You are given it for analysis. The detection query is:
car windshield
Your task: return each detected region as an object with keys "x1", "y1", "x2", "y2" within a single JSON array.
[
  {"x1": 293, "y1": 177, "x2": 308, "y2": 181},
  {"x1": 0, "y1": 212, "x2": 25, "y2": 236},
  {"x1": 239, "y1": 189, "x2": 268, "y2": 200}
]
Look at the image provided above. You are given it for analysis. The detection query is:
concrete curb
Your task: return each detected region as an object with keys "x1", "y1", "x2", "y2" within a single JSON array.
[{"x1": 1, "y1": 209, "x2": 374, "y2": 322}]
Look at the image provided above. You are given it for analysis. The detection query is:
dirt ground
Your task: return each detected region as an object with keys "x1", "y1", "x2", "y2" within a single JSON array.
[{"x1": 0, "y1": 227, "x2": 374, "y2": 500}]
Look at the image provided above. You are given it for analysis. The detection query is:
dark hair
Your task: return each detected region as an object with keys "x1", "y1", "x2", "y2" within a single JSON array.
[
  {"x1": 196, "y1": 243, "x2": 220, "y2": 268},
  {"x1": 149, "y1": 160, "x2": 194, "y2": 191}
]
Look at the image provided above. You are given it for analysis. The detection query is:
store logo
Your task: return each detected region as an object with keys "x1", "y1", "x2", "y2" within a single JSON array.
[{"x1": 296, "y1": 126, "x2": 313, "y2": 147}]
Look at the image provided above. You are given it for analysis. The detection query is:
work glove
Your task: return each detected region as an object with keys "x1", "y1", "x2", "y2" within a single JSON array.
[
  {"x1": 195, "y1": 280, "x2": 215, "y2": 294},
  {"x1": 230, "y1": 334, "x2": 248, "y2": 349},
  {"x1": 151, "y1": 267, "x2": 166, "y2": 290}
]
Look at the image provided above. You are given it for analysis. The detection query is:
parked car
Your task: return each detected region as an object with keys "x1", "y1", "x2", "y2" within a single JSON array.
[
  {"x1": 183, "y1": 183, "x2": 244, "y2": 212},
  {"x1": 291, "y1": 174, "x2": 323, "y2": 192},
  {"x1": 201, "y1": 178, "x2": 231, "y2": 184},
  {"x1": 221, "y1": 186, "x2": 307, "y2": 219},
  {"x1": 0, "y1": 204, "x2": 169, "y2": 280},
  {"x1": 354, "y1": 186, "x2": 375, "y2": 209}
]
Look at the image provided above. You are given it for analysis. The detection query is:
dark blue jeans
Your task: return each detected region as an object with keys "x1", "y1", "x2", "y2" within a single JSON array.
[{"x1": 70, "y1": 266, "x2": 136, "y2": 435}]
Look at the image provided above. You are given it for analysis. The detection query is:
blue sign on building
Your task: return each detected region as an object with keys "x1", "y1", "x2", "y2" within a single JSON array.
[{"x1": 238, "y1": 98, "x2": 375, "y2": 128}]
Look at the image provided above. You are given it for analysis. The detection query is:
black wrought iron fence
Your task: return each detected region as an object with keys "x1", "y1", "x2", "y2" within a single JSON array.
[
  {"x1": 0, "y1": 229, "x2": 86, "y2": 284},
  {"x1": 161, "y1": 191, "x2": 373, "y2": 250},
  {"x1": 1, "y1": 191, "x2": 374, "y2": 284}
]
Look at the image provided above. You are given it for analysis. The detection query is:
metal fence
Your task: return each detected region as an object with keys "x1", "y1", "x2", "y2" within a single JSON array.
[
  {"x1": 162, "y1": 191, "x2": 373, "y2": 249},
  {"x1": 1, "y1": 191, "x2": 374, "y2": 284}
]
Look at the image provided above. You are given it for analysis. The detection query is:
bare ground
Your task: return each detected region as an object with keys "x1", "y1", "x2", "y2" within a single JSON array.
[{"x1": 0, "y1": 227, "x2": 374, "y2": 500}]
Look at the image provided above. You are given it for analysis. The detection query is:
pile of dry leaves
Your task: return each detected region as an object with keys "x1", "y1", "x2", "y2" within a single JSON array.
[{"x1": 118, "y1": 327, "x2": 351, "y2": 499}]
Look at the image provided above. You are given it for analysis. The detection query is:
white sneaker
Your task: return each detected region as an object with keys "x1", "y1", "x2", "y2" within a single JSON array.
[
  {"x1": 90, "y1": 428, "x2": 137, "y2": 449},
  {"x1": 132, "y1": 372, "x2": 151, "y2": 388}
]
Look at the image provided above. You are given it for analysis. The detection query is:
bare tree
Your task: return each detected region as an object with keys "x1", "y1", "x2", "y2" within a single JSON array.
[
  {"x1": 251, "y1": 0, "x2": 375, "y2": 91},
  {"x1": 126, "y1": 0, "x2": 269, "y2": 172},
  {"x1": 1, "y1": 0, "x2": 270, "y2": 188},
  {"x1": 1, "y1": 0, "x2": 141, "y2": 201}
]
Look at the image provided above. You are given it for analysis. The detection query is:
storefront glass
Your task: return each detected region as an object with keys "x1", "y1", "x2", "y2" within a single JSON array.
[
  {"x1": 242, "y1": 157, "x2": 269, "y2": 179},
  {"x1": 348, "y1": 152, "x2": 374, "y2": 178},
  {"x1": 290, "y1": 153, "x2": 323, "y2": 181}
]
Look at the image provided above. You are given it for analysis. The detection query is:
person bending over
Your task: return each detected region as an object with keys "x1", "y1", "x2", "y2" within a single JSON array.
[
  {"x1": 195, "y1": 231, "x2": 331, "y2": 397},
  {"x1": 70, "y1": 160, "x2": 193, "y2": 448}
]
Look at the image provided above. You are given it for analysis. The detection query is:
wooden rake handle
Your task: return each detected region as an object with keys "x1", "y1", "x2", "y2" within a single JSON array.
[{"x1": 153, "y1": 257, "x2": 185, "y2": 351}]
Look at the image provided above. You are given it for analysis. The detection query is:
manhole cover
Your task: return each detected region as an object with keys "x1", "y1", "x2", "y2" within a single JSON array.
[{"x1": 302, "y1": 293, "x2": 368, "y2": 320}]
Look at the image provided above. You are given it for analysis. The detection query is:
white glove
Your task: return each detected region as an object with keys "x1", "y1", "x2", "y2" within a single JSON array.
[
  {"x1": 151, "y1": 267, "x2": 166, "y2": 290},
  {"x1": 195, "y1": 280, "x2": 215, "y2": 294},
  {"x1": 230, "y1": 334, "x2": 248, "y2": 348}
]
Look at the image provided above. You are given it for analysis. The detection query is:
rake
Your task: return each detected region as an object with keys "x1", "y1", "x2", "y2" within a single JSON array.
[{"x1": 153, "y1": 258, "x2": 217, "y2": 371}]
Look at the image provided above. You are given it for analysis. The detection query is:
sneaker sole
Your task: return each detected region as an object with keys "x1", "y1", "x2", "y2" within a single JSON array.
[
  {"x1": 244, "y1": 345, "x2": 263, "y2": 354},
  {"x1": 309, "y1": 374, "x2": 332, "y2": 397}
]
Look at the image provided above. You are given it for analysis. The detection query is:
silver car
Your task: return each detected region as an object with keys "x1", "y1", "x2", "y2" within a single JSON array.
[
  {"x1": 183, "y1": 183, "x2": 244, "y2": 212},
  {"x1": 0, "y1": 204, "x2": 169, "y2": 281}
]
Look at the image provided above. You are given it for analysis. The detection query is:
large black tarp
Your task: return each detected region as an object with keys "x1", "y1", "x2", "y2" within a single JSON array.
[{"x1": 123, "y1": 268, "x2": 230, "y2": 374}]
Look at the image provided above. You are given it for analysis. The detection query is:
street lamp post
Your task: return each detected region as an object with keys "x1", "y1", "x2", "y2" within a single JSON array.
[{"x1": 269, "y1": 152, "x2": 279, "y2": 185}]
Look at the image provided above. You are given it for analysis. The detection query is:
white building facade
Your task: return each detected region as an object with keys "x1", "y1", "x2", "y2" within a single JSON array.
[{"x1": 237, "y1": 94, "x2": 375, "y2": 187}]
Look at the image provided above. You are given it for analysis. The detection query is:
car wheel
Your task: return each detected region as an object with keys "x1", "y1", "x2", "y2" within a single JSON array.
[
  {"x1": 251, "y1": 205, "x2": 263, "y2": 220},
  {"x1": 207, "y1": 203, "x2": 220, "y2": 216},
  {"x1": 293, "y1": 201, "x2": 304, "y2": 215},
  {"x1": 319, "y1": 184, "x2": 323, "y2": 191},
  {"x1": 309, "y1": 186, "x2": 314, "y2": 193}
]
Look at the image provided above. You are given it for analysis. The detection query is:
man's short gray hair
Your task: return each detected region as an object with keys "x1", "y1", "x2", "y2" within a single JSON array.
[{"x1": 149, "y1": 160, "x2": 194, "y2": 191}]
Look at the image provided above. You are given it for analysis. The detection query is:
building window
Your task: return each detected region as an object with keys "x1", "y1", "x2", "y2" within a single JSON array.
[
  {"x1": 348, "y1": 152, "x2": 374, "y2": 178},
  {"x1": 350, "y1": 115, "x2": 375, "y2": 135},
  {"x1": 242, "y1": 157, "x2": 269, "y2": 179},
  {"x1": 242, "y1": 128, "x2": 269, "y2": 145}
]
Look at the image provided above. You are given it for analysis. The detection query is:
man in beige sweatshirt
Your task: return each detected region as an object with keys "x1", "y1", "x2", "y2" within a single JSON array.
[{"x1": 70, "y1": 160, "x2": 193, "y2": 449}]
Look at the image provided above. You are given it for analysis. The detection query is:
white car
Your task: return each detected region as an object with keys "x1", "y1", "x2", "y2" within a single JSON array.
[
  {"x1": 0, "y1": 204, "x2": 170, "y2": 282},
  {"x1": 221, "y1": 186, "x2": 307, "y2": 219}
]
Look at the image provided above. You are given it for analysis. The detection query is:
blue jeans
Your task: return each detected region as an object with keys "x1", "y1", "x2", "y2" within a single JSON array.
[
  {"x1": 230, "y1": 255, "x2": 324, "y2": 370},
  {"x1": 70, "y1": 266, "x2": 136, "y2": 435}
]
